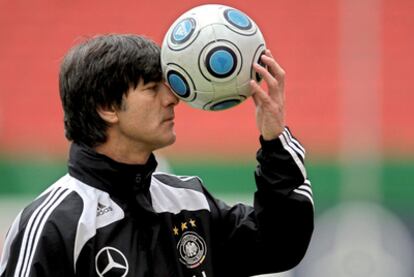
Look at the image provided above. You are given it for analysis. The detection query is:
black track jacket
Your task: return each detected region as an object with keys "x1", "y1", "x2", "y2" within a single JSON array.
[{"x1": 0, "y1": 127, "x2": 314, "y2": 277}]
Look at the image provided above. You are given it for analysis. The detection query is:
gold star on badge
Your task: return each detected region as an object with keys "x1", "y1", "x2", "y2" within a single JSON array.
[
  {"x1": 173, "y1": 226, "x2": 179, "y2": 236},
  {"x1": 181, "y1": 222, "x2": 188, "y2": 231},
  {"x1": 189, "y1": 219, "x2": 196, "y2": 228}
]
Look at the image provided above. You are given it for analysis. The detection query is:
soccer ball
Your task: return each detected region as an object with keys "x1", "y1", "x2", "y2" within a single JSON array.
[{"x1": 161, "y1": 4, "x2": 266, "y2": 111}]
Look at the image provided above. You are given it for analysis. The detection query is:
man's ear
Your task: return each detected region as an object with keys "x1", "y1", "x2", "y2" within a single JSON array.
[{"x1": 97, "y1": 105, "x2": 119, "y2": 124}]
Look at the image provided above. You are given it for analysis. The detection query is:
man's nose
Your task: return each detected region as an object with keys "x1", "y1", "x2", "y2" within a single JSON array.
[{"x1": 162, "y1": 83, "x2": 180, "y2": 106}]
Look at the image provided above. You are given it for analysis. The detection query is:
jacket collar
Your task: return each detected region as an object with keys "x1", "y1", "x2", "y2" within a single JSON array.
[{"x1": 68, "y1": 143, "x2": 158, "y2": 200}]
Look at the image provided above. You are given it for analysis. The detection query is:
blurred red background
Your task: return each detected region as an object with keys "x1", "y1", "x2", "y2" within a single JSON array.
[{"x1": 0, "y1": 0, "x2": 412, "y2": 158}]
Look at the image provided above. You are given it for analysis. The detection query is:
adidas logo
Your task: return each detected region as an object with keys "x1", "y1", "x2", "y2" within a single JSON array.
[{"x1": 97, "y1": 202, "x2": 113, "y2": 216}]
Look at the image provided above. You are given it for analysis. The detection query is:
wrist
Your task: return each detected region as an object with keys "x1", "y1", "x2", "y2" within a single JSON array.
[{"x1": 261, "y1": 126, "x2": 285, "y2": 141}]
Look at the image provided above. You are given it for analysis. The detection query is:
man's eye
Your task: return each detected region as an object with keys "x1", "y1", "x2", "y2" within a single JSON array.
[{"x1": 146, "y1": 85, "x2": 157, "y2": 91}]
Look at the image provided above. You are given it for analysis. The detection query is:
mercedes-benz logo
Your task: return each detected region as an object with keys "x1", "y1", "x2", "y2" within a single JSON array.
[{"x1": 95, "y1": 246, "x2": 129, "y2": 277}]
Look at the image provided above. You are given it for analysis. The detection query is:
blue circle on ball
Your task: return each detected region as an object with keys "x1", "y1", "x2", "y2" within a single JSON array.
[
  {"x1": 168, "y1": 73, "x2": 189, "y2": 97},
  {"x1": 225, "y1": 9, "x2": 252, "y2": 30},
  {"x1": 171, "y1": 18, "x2": 195, "y2": 44},
  {"x1": 209, "y1": 50, "x2": 235, "y2": 76},
  {"x1": 211, "y1": 99, "x2": 241, "y2": 111}
]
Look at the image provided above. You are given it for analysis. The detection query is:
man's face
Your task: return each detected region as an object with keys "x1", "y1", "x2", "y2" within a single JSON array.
[{"x1": 115, "y1": 79, "x2": 179, "y2": 152}]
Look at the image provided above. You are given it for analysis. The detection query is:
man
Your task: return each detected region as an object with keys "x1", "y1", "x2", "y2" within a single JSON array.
[{"x1": 0, "y1": 34, "x2": 313, "y2": 277}]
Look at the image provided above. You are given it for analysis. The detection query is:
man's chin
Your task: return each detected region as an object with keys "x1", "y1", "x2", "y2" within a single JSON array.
[{"x1": 155, "y1": 134, "x2": 176, "y2": 150}]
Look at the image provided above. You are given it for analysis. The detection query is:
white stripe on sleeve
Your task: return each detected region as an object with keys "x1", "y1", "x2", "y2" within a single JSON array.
[
  {"x1": 279, "y1": 129, "x2": 307, "y2": 179},
  {"x1": 282, "y1": 131, "x2": 305, "y2": 160},
  {"x1": 14, "y1": 187, "x2": 71, "y2": 277},
  {"x1": 0, "y1": 211, "x2": 22, "y2": 276},
  {"x1": 285, "y1": 128, "x2": 306, "y2": 154},
  {"x1": 293, "y1": 179, "x2": 314, "y2": 207}
]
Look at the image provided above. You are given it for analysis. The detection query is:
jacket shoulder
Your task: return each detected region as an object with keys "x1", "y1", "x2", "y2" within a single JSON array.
[
  {"x1": 150, "y1": 172, "x2": 210, "y2": 214},
  {"x1": 0, "y1": 174, "x2": 125, "y2": 276},
  {"x1": 151, "y1": 172, "x2": 204, "y2": 191}
]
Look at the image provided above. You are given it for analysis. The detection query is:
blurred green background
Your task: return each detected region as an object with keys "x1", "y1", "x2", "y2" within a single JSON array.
[{"x1": 1, "y1": 157, "x2": 413, "y2": 215}]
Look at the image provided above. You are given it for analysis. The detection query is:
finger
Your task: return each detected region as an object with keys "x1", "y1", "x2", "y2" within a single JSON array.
[
  {"x1": 260, "y1": 54, "x2": 285, "y2": 81},
  {"x1": 250, "y1": 80, "x2": 260, "y2": 105},
  {"x1": 253, "y1": 62, "x2": 279, "y2": 90},
  {"x1": 253, "y1": 62, "x2": 285, "y2": 102},
  {"x1": 251, "y1": 90, "x2": 259, "y2": 106},
  {"x1": 262, "y1": 50, "x2": 276, "y2": 76}
]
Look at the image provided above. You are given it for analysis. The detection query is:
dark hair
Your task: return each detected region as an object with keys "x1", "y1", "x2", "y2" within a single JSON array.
[{"x1": 59, "y1": 34, "x2": 162, "y2": 147}]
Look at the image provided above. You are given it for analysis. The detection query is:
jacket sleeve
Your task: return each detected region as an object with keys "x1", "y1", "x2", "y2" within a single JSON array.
[
  {"x1": 210, "y1": 127, "x2": 314, "y2": 276},
  {"x1": 0, "y1": 190, "x2": 81, "y2": 277}
]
